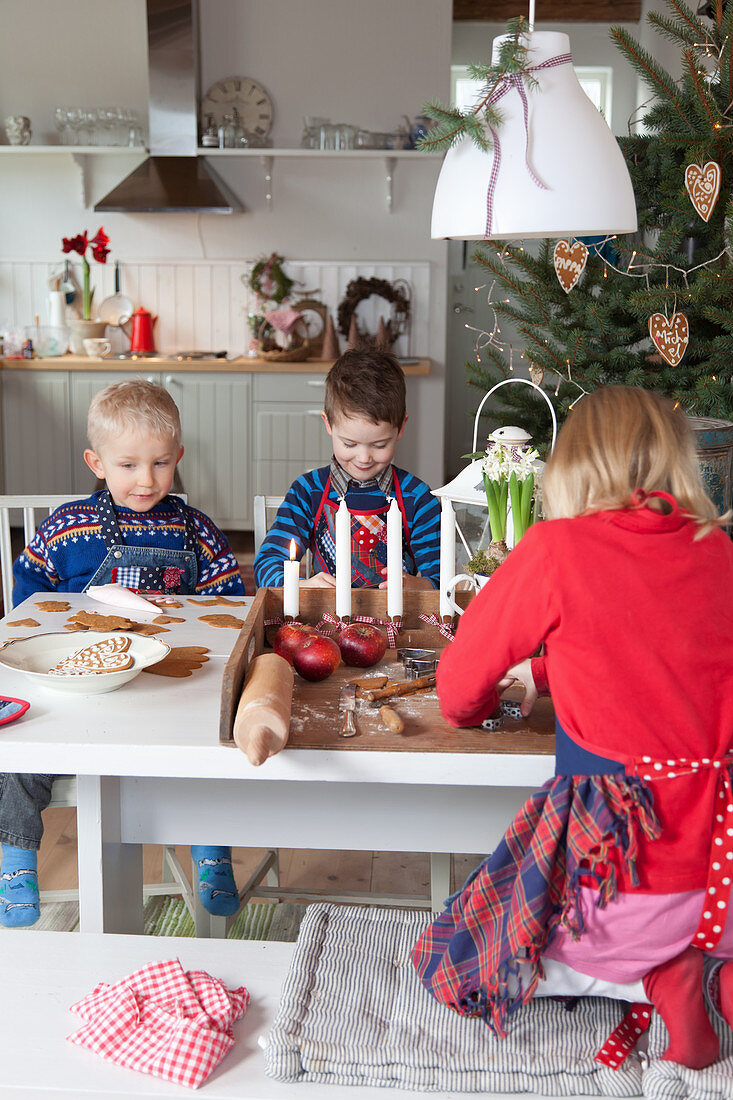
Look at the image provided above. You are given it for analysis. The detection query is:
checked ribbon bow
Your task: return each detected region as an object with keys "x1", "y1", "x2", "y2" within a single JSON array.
[
  {"x1": 482, "y1": 52, "x2": 571, "y2": 236},
  {"x1": 316, "y1": 611, "x2": 402, "y2": 648}
]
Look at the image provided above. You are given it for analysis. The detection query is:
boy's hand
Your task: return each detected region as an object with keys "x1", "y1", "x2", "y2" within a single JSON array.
[
  {"x1": 378, "y1": 568, "x2": 433, "y2": 592},
  {"x1": 300, "y1": 572, "x2": 336, "y2": 589}
]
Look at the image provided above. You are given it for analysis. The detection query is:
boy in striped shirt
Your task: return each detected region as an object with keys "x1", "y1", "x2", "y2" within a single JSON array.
[{"x1": 254, "y1": 349, "x2": 440, "y2": 592}]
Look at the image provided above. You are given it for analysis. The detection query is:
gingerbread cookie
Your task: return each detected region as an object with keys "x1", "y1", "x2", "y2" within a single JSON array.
[
  {"x1": 7, "y1": 618, "x2": 40, "y2": 628},
  {"x1": 191, "y1": 596, "x2": 248, "y2": 607},
  {"x1": 153, "y1": 615, "x2": 185, "y2": 625},
  {"x1": 129, "y1": 623, "x2": 170, "y2": 635},
  {"x1": 50, "y1": 635, "x2": 134, "y2": 676},
  {"x1": 198, "y1": 614, "x2": 244, "y2": 629},
  {"x1": 142, "y1": 646, "x2": 210, "y2": 678},
  {"x1": 67, "y1": 610, "x2": 136, "y2": 632},
  {"x1": 149, "y1": 597, "x2": 183, "y2": 608},
  {"x1": 35, "y1": 601, "x2": 71, "y2": 613}
]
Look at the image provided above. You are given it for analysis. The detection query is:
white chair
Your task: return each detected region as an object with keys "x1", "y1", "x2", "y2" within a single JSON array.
[
  {"x1": 0, "y1": 494, "x2": 188, "y2": 909},
  {"x1": 253, "y1": 494, "x2": 312, "y2": 577}
]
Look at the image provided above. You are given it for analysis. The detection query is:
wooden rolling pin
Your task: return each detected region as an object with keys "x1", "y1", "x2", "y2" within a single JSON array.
[
  {"x1": 364, "y1": 673, "x2": 436, "y2": 702},
  {"x1": 233, "y1": 653, "x2": 294, "y2": 766}
]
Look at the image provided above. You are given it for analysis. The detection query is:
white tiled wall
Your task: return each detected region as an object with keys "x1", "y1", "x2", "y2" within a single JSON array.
[{"x1": 0, "y1": 259, "x2": 431, "y2": 359}]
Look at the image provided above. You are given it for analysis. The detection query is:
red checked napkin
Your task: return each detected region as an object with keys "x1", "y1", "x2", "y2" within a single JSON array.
[{"x1": 67, "y1": 958, "x2": 250, "y2": 1089}]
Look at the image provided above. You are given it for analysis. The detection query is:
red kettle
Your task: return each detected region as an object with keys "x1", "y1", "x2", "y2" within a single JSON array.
[{"x1": 127, "y1": 307, "x2": 158, "y2": 353}]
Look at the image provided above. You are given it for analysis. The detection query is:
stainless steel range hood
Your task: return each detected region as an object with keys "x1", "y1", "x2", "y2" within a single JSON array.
[{"x1": 95, "y1": 0, "x2": 243, "y2": 214}]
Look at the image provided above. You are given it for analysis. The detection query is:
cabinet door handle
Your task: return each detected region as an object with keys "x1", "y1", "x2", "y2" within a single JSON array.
[
  {"x1": 306, "y1": 379, "x2": 326, "y2": 387},
  {"x1": 164, "y1": 374, "x2": 180, "y2": 386},
  {"x1": 307, "y1": 409, "x2": 323, "y2": 415}
]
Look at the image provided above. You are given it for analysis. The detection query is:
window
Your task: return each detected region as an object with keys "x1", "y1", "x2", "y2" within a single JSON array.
[{"x1": 450, "y1": 64, "x2": 613, "y2": 121}]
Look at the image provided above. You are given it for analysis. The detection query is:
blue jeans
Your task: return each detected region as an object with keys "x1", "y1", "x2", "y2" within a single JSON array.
[{"x1": 0, "y1": 772, "x2": 58, "y2": 849}]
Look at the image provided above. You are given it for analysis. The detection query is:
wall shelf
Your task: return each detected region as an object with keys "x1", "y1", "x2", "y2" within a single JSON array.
[{"x1": 200, "y1": 147, "x2": 441, "y2": 212}]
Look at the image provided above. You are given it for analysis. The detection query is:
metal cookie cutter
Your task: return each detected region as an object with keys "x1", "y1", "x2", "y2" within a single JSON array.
[
  {"x1": 397, "y1": 648, "x2": 436, "y2": 664},
  {"x1": 405, "y1": 657, "x2": 438, "y2": 680},
  {"x1": 481, "y1": 699, "x2": 525, "y2": 731}
]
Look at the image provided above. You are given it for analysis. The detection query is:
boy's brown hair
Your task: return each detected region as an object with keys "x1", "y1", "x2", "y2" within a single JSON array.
[{"x1": 324, "y1": 349, "x2": 406, "y2": 429}]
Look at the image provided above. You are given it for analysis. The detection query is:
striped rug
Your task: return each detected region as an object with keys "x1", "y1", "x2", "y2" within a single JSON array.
[{"x1": 4, "y1": 897, "x2": 307, "y2": 940}]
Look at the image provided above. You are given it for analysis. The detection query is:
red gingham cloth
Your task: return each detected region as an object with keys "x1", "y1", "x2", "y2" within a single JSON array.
[{"x1": 67, "y1": 958, "x2": 250, "y2": 1089}]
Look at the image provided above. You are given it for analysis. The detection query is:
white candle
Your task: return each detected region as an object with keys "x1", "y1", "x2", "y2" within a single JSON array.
[
  {"x1": 335, "y1": 497, "x2": 351, "y2": 619},
  {"x1": 386, "y1": 496, "x2": 403, "y2": 619},
  {"x1": 439, "y1": 498, "x2": 456, "y2": 618},
  {"x1": 283, "y1": 539, "x2": 300, "y2": 619}
]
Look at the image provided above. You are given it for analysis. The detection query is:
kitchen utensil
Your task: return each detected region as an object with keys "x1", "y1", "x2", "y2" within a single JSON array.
[
  {"x1": 0, "y1": 696, "x2": 30, "y2": 727},
  {"x1": 379, "y1": 705, "x2": 404, "y2": 734},
  {"x1": 339, "y1": 683, "x2": 358, "y2": 738},
  {"x1": 24, "y1": 325, "x2": 70, "y2": 358},
  {"x1": 0, "y1": 631, "x2": 170, "y2": 695},
  {"x1": 233, "y1": 653, "x2": 293, "y2": 765},
  {"x1": 126, "y1": 307, "x2": 158, "y2": 353},
  {"x1": 397, "y1": 648, "x2": 435, "y2": 663},
  {"x1": 61, "y1": 260, "x2": 76, "y2": 305},
  {"x1": 98, "y1": 261, "x2": 133, "y2": 326},
  {"x1": 405, "y1": 658, "x2": 438, "y2": 679}
]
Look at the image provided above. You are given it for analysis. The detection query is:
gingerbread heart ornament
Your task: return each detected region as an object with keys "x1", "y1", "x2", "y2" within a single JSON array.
[
  {"x1": 553, "y1": 239, "x2": 589, "y2": 293},
  {"x1": 684, "y1": 161, "x2": 721, "y2": 222},
  {"x1": 648, "y1": 312, "x2": 689, "y2": 366}
]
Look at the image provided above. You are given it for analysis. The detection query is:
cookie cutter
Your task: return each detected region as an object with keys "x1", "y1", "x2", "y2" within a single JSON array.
[
  {"x1": 397, "y1": 648, "x2": 436, "y2": 663},
  {"x1": 481, "y1": 699, "x2": 525, "y2": 731},
  {"x1": 405, "y1": 657, "x2": 438, "y2": 680}
]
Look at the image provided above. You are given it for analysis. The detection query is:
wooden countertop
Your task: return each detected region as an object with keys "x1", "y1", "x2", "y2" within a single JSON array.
[{"x1": 0, "y1": 355, "x2": 431, "y2": 375}]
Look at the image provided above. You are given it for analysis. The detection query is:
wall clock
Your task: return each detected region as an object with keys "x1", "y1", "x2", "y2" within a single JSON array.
[{"x1": 202, "y1": 76, "x2": 274, "y2": 138}]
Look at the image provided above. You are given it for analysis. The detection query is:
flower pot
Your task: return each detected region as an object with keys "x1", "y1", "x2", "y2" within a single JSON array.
[{"x1": 69, "y1": 319, "x2": 108, "y2": 356}]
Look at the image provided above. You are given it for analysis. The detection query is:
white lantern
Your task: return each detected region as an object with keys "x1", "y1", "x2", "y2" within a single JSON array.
[{"x1": 433, "y1": 379, "x2": 557, "y2": 578}]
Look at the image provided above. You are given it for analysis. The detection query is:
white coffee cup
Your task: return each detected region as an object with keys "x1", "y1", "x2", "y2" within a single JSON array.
[
  {"x1": 446, "y1": 572, "x2": 490, "y2": 617},
  {"x1": 83, "y1": 338, "x2": 111, "y2": 358}
]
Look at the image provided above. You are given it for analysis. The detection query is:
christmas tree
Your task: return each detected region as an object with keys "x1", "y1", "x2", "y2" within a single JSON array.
[{"x1": 426, "y1": 2, "x2": 733, "y2": 447}]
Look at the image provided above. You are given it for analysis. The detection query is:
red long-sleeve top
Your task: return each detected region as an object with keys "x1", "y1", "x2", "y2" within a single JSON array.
[{"x1": 436, "y1": 497, "x2": 733, "y2": 893}]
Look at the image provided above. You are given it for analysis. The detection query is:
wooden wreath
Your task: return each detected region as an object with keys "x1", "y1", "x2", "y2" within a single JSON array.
[
  {"x1": 248, "y1": 252, "x2": 294, "y2": 305},
  {"x1": 337, "y1": 277, "x2": 411, "y2": 346},
  {"x1": 255, "y1": 317, "x2": 311, "y2": 362}
]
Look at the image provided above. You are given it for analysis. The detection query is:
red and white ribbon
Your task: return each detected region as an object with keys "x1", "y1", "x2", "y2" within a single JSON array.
[
  {"x1": 594, "y1": 1003, "x2": 652, "y2": 1070},
  {"x1": 353, "y1": 614, "x2": 401, "y2": 648},
  {"x1": 635, "y1": 753, "x2": 733, "y2": 952},
  {"x1": 483, "y1": 53, "x2": 572, "y2": 237},
  {"x1": 418, "y1": 612, "x2": 455, "y2": 641}
]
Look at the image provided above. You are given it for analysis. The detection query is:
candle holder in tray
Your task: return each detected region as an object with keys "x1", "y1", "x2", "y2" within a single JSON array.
[{"x1": 218, "y1": 585, "x2": 472, "y2": 745}]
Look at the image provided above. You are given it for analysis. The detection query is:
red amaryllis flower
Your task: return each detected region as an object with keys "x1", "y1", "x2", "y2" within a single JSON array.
[
  {"x1": 60, "y1": 227, "x2": 112, "y2": 319},
  {"x1": 61, "y1": 233, "x2": 88, "y2": 257}
]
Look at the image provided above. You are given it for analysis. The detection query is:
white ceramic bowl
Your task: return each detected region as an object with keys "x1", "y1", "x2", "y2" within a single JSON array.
[{"x1": 0, "y1": 631, "x2": 170, "y2": 695}]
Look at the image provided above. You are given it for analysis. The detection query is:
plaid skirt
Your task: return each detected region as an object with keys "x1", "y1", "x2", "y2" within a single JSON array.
[{"x1": 410, "y1": 773, "x2": 661, "y2": 1037}]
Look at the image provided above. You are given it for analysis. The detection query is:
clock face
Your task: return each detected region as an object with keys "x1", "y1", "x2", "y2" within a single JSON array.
[{"x1": 202, "y1": 76, "x2": 274, "y2": 137}]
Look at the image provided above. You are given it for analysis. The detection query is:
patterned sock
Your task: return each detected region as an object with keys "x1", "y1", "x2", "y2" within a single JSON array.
[
  {"x1": 190, "y1": 845, "x2": 239, "y2": 917},
  {"x1": 0, "y1": 844, "x2": 40, "y2": 928}
]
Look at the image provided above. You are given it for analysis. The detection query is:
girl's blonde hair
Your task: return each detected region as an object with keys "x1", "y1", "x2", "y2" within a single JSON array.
[
  {"x1": 542, "y1": 385, "x2": 726, "y2": 537},
  {"x1": 87, "y1": 379, "x2": 181, "y2": 451}
]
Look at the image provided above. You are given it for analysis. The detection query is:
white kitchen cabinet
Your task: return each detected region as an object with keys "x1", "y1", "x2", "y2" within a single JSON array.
[
  {"x1": 161, "y1": 372, "x2": 251, "y2": 529},
  {"x1": 1, "y1": 370, "x2": 73, "y2": 495},
  {"x1": 252, "y1": 372, "x2": 332, "y2": 498},
  {"x1": 69, "y1": 370, "x2": 141, "y2": 493}
]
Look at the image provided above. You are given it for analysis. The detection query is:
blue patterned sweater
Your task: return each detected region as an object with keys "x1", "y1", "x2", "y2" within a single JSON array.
[
  {"x1": 253, "y1": 464, "x2": 441, "y2": 588},
  {"x1": 12, "y1": 491, "x2": 245, "y2": 607}
]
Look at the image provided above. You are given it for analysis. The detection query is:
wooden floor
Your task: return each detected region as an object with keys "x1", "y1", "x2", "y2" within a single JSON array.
[{"x1": 38, "y1": 805, "x2": 483, "y2": 902}]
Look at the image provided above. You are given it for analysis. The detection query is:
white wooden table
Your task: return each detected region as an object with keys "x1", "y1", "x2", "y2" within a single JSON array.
[
  {"x1": 0, "y1": 594, "x2": 551, "y2": 934},
  {"x1": 5, "y1": 930, "x2": 581, "y2": 1100}
]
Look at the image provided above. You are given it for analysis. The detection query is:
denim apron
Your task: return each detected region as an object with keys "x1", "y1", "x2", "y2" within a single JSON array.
[
  {"x1": 311, "y1": 472, "x2": 416, "y2": 587},
  {"x1": 83, "y1": 490, "x2": 198, "y2": 594}
]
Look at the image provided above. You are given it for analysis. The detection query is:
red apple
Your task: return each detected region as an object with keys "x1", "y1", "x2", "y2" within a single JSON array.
[
  {"x1": 292, "y1": 634, "x2": 341, "y2": 682},
  {"x1": 273, "y1": 622, "x2": 318, "y2": 665},
  {"x1": 337, "y1": 623, "x2": 387, "y2": 668}
]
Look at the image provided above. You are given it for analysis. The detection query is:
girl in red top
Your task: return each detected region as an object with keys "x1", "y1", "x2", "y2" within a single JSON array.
[{"x1": 411, "y1": 386, "x2": 733, "y2": 1069}]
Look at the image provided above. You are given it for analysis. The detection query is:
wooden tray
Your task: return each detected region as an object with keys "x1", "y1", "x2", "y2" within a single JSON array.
[{"x1": 219, "y1": 587, "x2": 555, "y2": 756}]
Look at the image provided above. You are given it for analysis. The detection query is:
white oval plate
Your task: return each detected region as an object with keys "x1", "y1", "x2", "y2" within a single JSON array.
[{"x1": 0, "y1": 631, "x2": 170, "y2": 695}]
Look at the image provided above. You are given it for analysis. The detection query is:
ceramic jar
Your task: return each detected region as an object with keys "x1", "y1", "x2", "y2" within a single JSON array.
[
  {"x1": 68, "y1": 319, "x2": 108, "y2": 355},
  {"x1": 5, "y1": 115, "x2": 31, "y2": 145}
]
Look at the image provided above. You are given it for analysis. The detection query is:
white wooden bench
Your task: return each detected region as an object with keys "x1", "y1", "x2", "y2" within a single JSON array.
[{"x1": 4, "y1": 930, "x2": 575, "y2": 1100}]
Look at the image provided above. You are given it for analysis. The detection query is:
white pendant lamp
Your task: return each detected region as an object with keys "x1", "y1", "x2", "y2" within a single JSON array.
[{"x1": 431, "y1": 19, "x2": 637, "y2": 240}]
